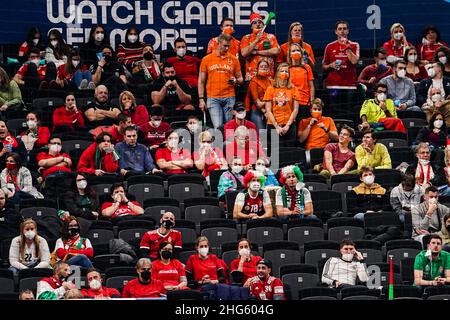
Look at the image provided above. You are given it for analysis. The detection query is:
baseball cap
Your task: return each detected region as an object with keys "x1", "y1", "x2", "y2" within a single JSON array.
[
  {"x1": 257, "y1": 259, "x2": 272, "y2": 269},
  {"x1": 249, "y1": 13, "x2": 263, "y2": 24},
  {"x1": 233, "y1": 102, "x2": 245, "y2": 112}
]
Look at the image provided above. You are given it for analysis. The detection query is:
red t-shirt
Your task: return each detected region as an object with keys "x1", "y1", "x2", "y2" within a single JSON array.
[
  {"x1": 223, "y1": 119, "x2": 258, "y2": 141},
  {"x1": 106, "y1": 126, "x2": 124, "y2": 144},
  {"x1": 225, "y1": 140, "x2": 266, "y2": 167},
  {"x1": 122, "y1": 105, "x2": 149, "y2": 128},
  {"x1": 322, "y1": 40, "x2": 360, "y2": 89},
  {"x1": 57, "y1": 63, "x2": 88, "y2": 81},
  {"x1": 382, "y1": 39, "x2": 412, "y2": 58},
  {"x1": 155, "y1": 147, "x2": 192, "y2": 174},
  {"x1": 185, "y1": 254, "x2": 223, "y2": 282},
  {"x1": 230, "y1": 255, "x2": 262, "y2": 283},
  {"x1": 101, "y1": 201, "x2": 143, "y2": 219},
  {"x1": 417, "y1": 42, "x2": 448, "y2": 62},
  {"x1": 122, "y1": 278, "x2": 165, "y2": 298},
  {"x1": 36, "y1": 152, "x2": 72, "y2": 178},
  {"x1": 250, "y1": 276, "x2": 285, "y2": 300},
  {"x1": 81, "y1": 286, "x2": 121, "y2": 298},
  {"x1": 166, "y1": 55, "x2": 201, "y2": 88},
  {"x1": 1, "y1": 134, "x2": 19, "y2": 148},
  {"x1": 140, "y1": 122, "x2": 172, "y2": 147},
  {"x1": 139, "y1": 229, "x2": 182, "y2": 259},
  {"x1": 52, "y1": 106, "x2": 85, "y2": 131},
  {"x1": 192, "y1": 147, "x2": 225, "y2": 177},
  {"x1": 16, "y1": 63, "x2": 47, "y2": 81},
  {"x1": 322, "y1": 143, "x2": 356, "y2": 173},
  {"x1": 151, "y1": 259, "x2": 186, "y2": 287}
]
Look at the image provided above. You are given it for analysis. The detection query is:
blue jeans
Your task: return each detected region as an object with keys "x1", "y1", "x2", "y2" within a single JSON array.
[
  {"x1": 72, "y1": 70, "x2": 93, "y2": 88},
  {"x1": 66, "y1": 254, "x2": 93, "y2": 268},
  {"x1": 249, "y1": 109, "x2": 266, "y2": 131},
  {"x1": 207, "y1": 97, "x2": 235, "y2": 129},
  {"x1": 278, "y1": 214, "x2": 320, "y2": 223}
]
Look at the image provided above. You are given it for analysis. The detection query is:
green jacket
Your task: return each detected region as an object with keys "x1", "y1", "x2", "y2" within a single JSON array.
[
  {"x1": 0, "y1": 80, "x2": 22, "y2": 107},
  {"x1": 413, "y1": 250, "x2": 450, "y2": 282}
]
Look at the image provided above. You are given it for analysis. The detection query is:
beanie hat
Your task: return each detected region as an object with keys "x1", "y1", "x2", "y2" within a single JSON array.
[
  {"x1": 38, "y1": 291, "x2": 58, "y2": 300},
  {"x1": 279, "y1": 165, "x2": 303, "y2": 185},
  {"x1": 243, "y1": 170, "x2": 266, "y2": 188},
  {"x1": 249, "y1": 12, "x2": 263, "y2": 24}
]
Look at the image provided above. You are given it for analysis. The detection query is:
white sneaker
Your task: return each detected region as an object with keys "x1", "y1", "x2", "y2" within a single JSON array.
[{"x1": 79, "y1": 79, "x2": 88, "y2": 90}]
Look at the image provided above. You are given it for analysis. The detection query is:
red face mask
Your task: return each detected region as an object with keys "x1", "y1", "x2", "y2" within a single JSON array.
[
  {"x1": 311, "y1": 111, "x2": 322, "y2": 119},
  {"x1": 258, "y1": 70, "x2": 269, "y2": 77},
  {"x1": 278, "y1": 72, "x2": 289, "y2": 80},
  {"x1": 6, "y1": 163, "x2": 17, "y2": 171},
  {"x1": 291, "y1": 52, "x2": 302, "y2": 61},
  {"x1": 223, "y1": 26, "x2": 234, "y2": 35}
]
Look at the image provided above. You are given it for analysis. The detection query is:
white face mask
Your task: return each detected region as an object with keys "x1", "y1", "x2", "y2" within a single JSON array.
[
  {"x1": 363, "y1": 175, "x2": 375, "y2": 185},
  {"x1": 342, "y1": 253, "x2": 354, "y2": 262},
  {"x1": 419, "y1": 159, "x2": 430, "y2": 166},
  {"x1": 232, "y1": 165, "x2": 243, "y2": 174},
  {"x1": 31, "y1": 59, "x2": 40, "y2": 66},
  {"x1": 27, "y1": 120, "x2": 37, "y2": 129},
  {"x1": 103, "y1": 146, "x2": 114, "y2": 154},
  {"x1": 188, "y1": 123, "x2": 199, "y2": 132},
  {"x1": 432, "y1": 94, "x2": 442, "y2": 102},
  {"x1": 439, "y1": 56, "x2": 448, "y2": 65},
  {"x1": 168, "y1": 139, "x2": 178, "y2": 149},
  {"x1": 76, "y1": 180, "x2": 87, "y2": 189},
  {"x1": 239, "y1": 248, "x2": 250, "y2": 257},
  {"x1": 427, "y1": 68, "x2": 436, "y2": 78},
  {"x1": 128, "y1": 35, "x2": 138, "y2": 43},
  {"x1": 95, "y1": 33, "x2": 104, "y2": 42},
  {"x1": 51, "y1": 40, "x2": 58, "y2": 47},
  {"x1": 250, "y1": 181, "x2": 261, "y2": 192},
  {"x1": 89, "y1": 279, "x2": 102, "y2": 290},
  {"x1": 49, "y1": 144, "x2": 62, "y2": 154},
  {"x1": 397, "y1": 69, "x2": 406, "y2": 78},
  {"x1": 255, "y1": 165, "x2": 266, "y2": 174},
  {"x1": 434, "y1": 120, "x2": 444, "y2": 129},
  {"x1": 198, "y1": 247, "x2": 209, "y2": 257},
  {"x1": 72, "y1": 60, "x2": 80, "y2": 68},
  {"x1": 377, "y1": 93, "x2": 386, "y2": 102},
  {"x1": 152, "y1": 120, "x2": 161, "y2": 128},
  {"x1": 32, "y1": 39, "x2": 39, "y2": 46},
  {"x1": 422, "y1": 37, "x2": 430, "y2": 45},
  {"x1": 24, "y1": 230, "x2": 36, "y2": 240},
  {"x1": 177, "y1": 48, "x2": 186, "y2": 57},
  {"x1": 393, "y1": 32, "x2": 404, "y2": 41},
  {"x1": 407, "y1": 54, "x2": 417, "y2": 63},
  {"x1": 236, "y1": 111, "x2": 246, "y2": 120},
  {"x1": 202, "y1": 142, "x2": 211, "y2": 149},
  {"x1": 378, "y1": 59, "x2": 387, "y2": 66}
]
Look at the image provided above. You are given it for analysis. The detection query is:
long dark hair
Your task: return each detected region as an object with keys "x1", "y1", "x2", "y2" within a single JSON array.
[
  {"x1": 87, "y1": 25, "x2": 110, "y2": 46},
  {"x1": 71, "y1": 173, "x2": 96, "y2": 199},
  {"x1": 65, "y1": 48, "x2": 82, "y2": 74},
  {"x1": 61, "y1": 216, "x2": 79, "y2": 241},
  {"x1": 123, "y1": 27, "x2": 142, "y2": 48},
  {"x1": 25, "y1": 27, "x2": 43, "y2": 51},
  {"x1": 157, "y1": 242, "x2": 173, "y2": 260},
  {"x1": 429, "y1": 112, "x2": 447, "y2": 133},
  {"x1": 0, "y1": 67, "x2": 10, "y2": 91},
  {"x1": 47, "y1": 29, "x2": 69, "y2": 60},
  {"x1": 6, "y1": 153, "x2": 23, "y2": 171}
]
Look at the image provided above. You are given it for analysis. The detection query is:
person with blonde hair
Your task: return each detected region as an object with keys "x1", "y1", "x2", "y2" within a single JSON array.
[
  {"x1": 193, "y1": 130, "x2": 227, "y2": 179},
  {"x1": 437, "y1": 213, "x2": 450, "y2": 251},
  {"x1": 117, "y1": 90, "x2": 148, "y2": 127},
  {"x1": 383, "y1": 23, "x2": 412, "y2": 65},
  {"x1": 277, "y1": 21, "x2": 315, "y2": 66}
]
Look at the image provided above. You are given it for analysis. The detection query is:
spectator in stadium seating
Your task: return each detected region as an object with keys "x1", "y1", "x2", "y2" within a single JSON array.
[
  {"x1": 36, "y1": 262, "x2": 76, "y2": 300},
  {"x1": 151, "y1": 62, "x2": 193, "y2": 114},
  {"x1": 322, "y1": 239, "x2": 369, "y2": 289},
  {"x1": 83, "y1": 85, "x2": 121, "y2": 128},
  {"x1": 254, "y1": 157, "x2": 278, "y2": 187},
  {"x1": 355, "y1": 129, "x2": 392, "y2": 171},
  {"x1": 357, "y1": 47, "x2": 392, "y2": 94},
  {"x1": 199, "y1": 33, "x2": 243, "y2": 129},
  {"x1": 117, "y1": 90, "x2": 149, "y2": 128},
  {"x1": 81, "y1": 268, "x2": 121, "y2": 298},
  {"x1": 62, "y1": 174, "x2": 99, "y2": 220},
  {"x1": 417, "y1": 26, "x2": 448, "y2": 65},
  {"x1": 0, "y1": 67, "x2": 23, "y2": 111},
  {"x1": 207, "y1": 17, "x2": 241, "y2": 59},
  {"x1": 383, "y1": 23, "x2": 412, "y2": 65},
  {"x1": 264, "y1": 63, "x2": 300, "y2": 147},
  {"x1": 406, "y1": 142, "x2": 446, "y2": 188},
  {"x1": 0, "y1": 189, "x2": 22, "y2": 242},
  {"x1": 225, "y1": 126, "x2": 265, "y2": 170},
  {"x1": 18, "y1": 112, "x2": 50, "y2": 151},
  {"x1": 351, "y1": 166, "x2": 389, "y2": 220},
  {"x1": 415, "y1": 112, "x2": 447, "y2": 149},
  {"x1": 44, "y1": 29, "x2": 69, "y2": 68},
  {"x1": 166, "y1": 37, "x2": 201, "y2": 89},
  {"x1": 379, "y1": 60, "x2": 421, "y2": 111},
  {"x1": 288, "y1": 43, "x2": 315, "y2": 111},
  {"x1": 277, "y1": 21, "x2": 315, "y2": 66},
  {"x1": 249, "y1": 259, "x2": 285, "y2": 300},
  {"x1": 91, "y1": 46, "x2": 127, "y2": 93},
  {"x1": 240, "y1": 12, "x2": 280, "y2": 80},
  {"x1": 101, "y1": 182, "x2": 144, "y2": 220},
  {"x1": 37, "y1": 135, "x2": 72, "y2": 180},
  {"x1": 155, "y1": 130, "x2": 193, "y2": 175},
  {"x1": 224, "y1": 102, "x2": 258, "y2": 142},
  {"x1": 441, "y1": 147, "x2": 450, "y2": 196},
  {"x1": 233, "y1": 170, "x2": 272, "y2": 220},
  {"x1": 437, "y1": 213, "x2": 450, "y2": 252},
  {"x1": 152, "y1": 242, "x2": 188, "y2": 291},
  {"x1": 122, "y1": 258, "x2": 166, "y2": 298},
  {"x1": 417, "y1": 62, "x2": 450, "y2": 108},
  {"x1": 77, "y1": 132, "x2": 119, "y2": 176},
  {"x1": 184, "y1": 115, "x2": 202, "y2": 154},
  {"x1": 390, "y1": 173, "x2": 424, "y2": 223},
  {"x1": 18, "y1": 27, "x2": 44, "y2": 61},
  {"x1": 413, "y1": 234, "x2": 450, "y2": 287},
  {"x1": 80, "y1": 25, "x2": 110, "y2": 70},
  {"x1": 19, "y1": 290, "x2": 35, "y2": 300},
  {"x1": 404, "y1": 46, "x2": 428, "y2": 82},
  {"x1": 421, "y1": 87, "x2": 450, "y2": 126},
  {"x1": 435, "y1": 46, "x2": 450, "y2": 77},
  {"x1": 276, "y1": 165, "x2": 317, "y2": 220},
  {"x1": 131, "y1": 44, "x2": 161, "y2": 85},
  {"x1": 322, "y1": 20, "x2": 360, "y2": 119},
  {"x1": 57, "y1": 48, "x2": 94, "y2": 90},
  {"x1": 297, "y1": 98, "x2": 338, "y2": 150},
  {"x1": 55, "y1": 216, "x2": 94, "y2": 268},
  {"x1": 64, "y1": 289, "x2": 84, "y2": 300},
  {"x1": 93, "y1": 113, "x2": 131, "y2": 145},
  {"x1": 52, "y1": 93, "x2": 85, "y2": 132},
  {"x1": 0, "y1": 120, "x2": 26, "y2": 165},
  {"x1": 140, "y1": 212, "x2": 182, "y2": 260},
  {"x1": 9, "y1": 218, "x2": 51, "y2": 274},
  {"x1": 139, "y1": 105, "x2": 172, "y2": 150},
  {"x1": 230, "y1": 238, "x2": 262, "y2": 286},
  {"x1": 245, "y1": 59, "x2": 272, "y2": 131},
  {"x1": 193, "y1": 130, "x2": 227, "y2": 179},
  {"x1": 319, "y1": 125, "x2": 356, "y2": 178},
  {"x1": 412, "y1": 186, "x2": 450, "y2": 240},
  {"x1": 116, "y1": 27, "x2": 145, "y2": 71},
  {"x1": 1, "y1": 153, "x2": 43, "y2": 204},
  {"x1": 359, "y1": 83, "x2": 407, "y2": 133},
  {"x1": 116, "y1": 126, "x2": 160, "y2": 178},
  {"x1": 218, "y1": 156, "x2": 245, "y2": 200}
]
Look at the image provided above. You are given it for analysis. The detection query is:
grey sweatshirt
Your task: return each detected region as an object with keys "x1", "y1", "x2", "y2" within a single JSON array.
[{"x1": 380, "y1": 75, "x2": 416, "y2": 107}]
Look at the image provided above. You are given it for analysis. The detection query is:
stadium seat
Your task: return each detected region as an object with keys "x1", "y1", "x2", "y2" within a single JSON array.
[
  {"x1": 118, "y1": 229, "x2": 148, "y2": 251},
  {"x1": 224, "y1": 190, "x2": 241, "y2": 216},
  {"x1": 0, "y1": 278, "x2": 15, "y2": 292},
  {"x1": 330, "y1": 174, "x2": 360, "y2": 186},
  {"x1": 385, "y1": 239, "x2": 422, "y2": 251},
  {"x1": 18, "y1": 268, "x2": 54, "y2": 280},
  {"x1": 304, "y1": 249, "x2": 340, "y2": 267},
  {"x1": 116, "y1": 219, "x2": 154, "y2": 232},
  {"x1": 167, "y1": 174, "x2": 206, "y2": 186},
  {"x1": 283, "y1": 273, "x2": 320, "y2": 300},
  {"x1": 62, "y1": 140, "x2": 92, "y2": 153},
  {"x1": 178, "y1": 250, "x2": 196, "y2": 265},
  {"x1": 309, "y1": 190, "x2": 342, "y2": 221},
  {"x1": 19, "y1": 207, "x2": 57, "y2": 220},
  {"x1": 400, "y1": 257, "x2": 415, "y2": 285},
  {"x1": 32, "y1": 97, "x2": 64, "y2": 110},
  {"x1": 373, "y1": 130, "x2": 407, "y2": 141},
  {"x1": 264, "y1": 249, "x2": 301, "y2": 278},
  {"x1": 92, "y1": 184, "x2": 113, "y2": 203},
  {"x1": 378, "y1": 272, "x2": 402, "y2": 287},
  {"x1": 128, "y1": 183, "x2": 164, "y2": 205},
  {"x1": 209, "y1": 169, "x2": 227, "y2": 196},
  {"x1": 381, "y1": 285, "x2": 422, "y2": 299},
  {"x1": 0, "y1": 293, "x2": 18, "y2": 300},
  {"x1": 377, "y1": 139, "x2": 408, "y2": 149},
  {"x1": 423, "y1": 286, "x2": 450, "y2": 298},
  {"x1": 340, "y1": 286, "x2": 380, "y2": 300},
  {"x1": 303, "y1": 174, "x2": 327, "y2": 184},
  {"x1": 288, "y1": 226, "x2": 324, "y2": 246},
  {"x1": 184, "y1": 205, "x2": 223, "y2": 225},
  {"x1": 386, "y1": 248, "x2": 420, "y2": 265},
  {"x1": 93, "y1": 254, "x2": 125, "y2": 271},
  {"x1": 396, "y1": 110, "x2": 426, "y2": 120},
  {"x1": 327, "y1": 226, "x2": 365, "y2": 242},
  {"x1": 0, "y1": 269, "x2": 14, "y2": 280},
  {"x1": 343, "y1": 295, "x2": 379, "y2": 300},
  {"x1": 247, "y1": 227, "x2": 284, "y2": 249},
  {"x1": 168, "y1": 183, "x2": 205, "y2": 203},
  {"x1": 105, "y1": 267, "x2": 137, "y2": 278},
  {"x1": 19, "y1": 198, "x2": 57, "y2": 210},
  {"x1": 277, "y1": 147, "x2": 307, "y2": 169},
  {"x1": 143, "y1": 206, "x2": 182, "y2": 222},
  {"x1": 7, "y1": 118, "x2": 27, "y2": 136},
  {"x1": 374, "y1": 169, "x2": 402, "y2": 189},
  {"x1": 105, "y1": 276, "x2": 135, "y2": 292},
  {"x1": 364, "y1": 211, "x2": 402, "y2": 230},
  {"x1": 262, "y1": 241, "x2": 298, "y2": 252},
  {"x1": 331, "y1": 181, "x2": 359, "y2": 194},
  {"x1": 19, "y1": 277, "x2": 41, "y2": 294},
  {"x1": 307, "y1": 148, "x2": 324, "y2": 171},
  {"x1": 401, "y1": 118, "x2": 426, "y2": 129},
  {"x1": 298, "y1": 287, "x2": 337, "y2": 300},
  {"x1": 200, "y1": 227, "x2": 238, "y2": 255},
  {"x1": 126, "y1": 174, "x2": 164, "y2": 186},
  {"x1": 426, "y1": 295, "x2": 450, "y2": 300},
  {"x1": 167, "y1": 290, "x2": 203, "y2": 300},
  {"x1": 389, "y1": 147, "x2": 415, "y2": 168},
  {"x1": 183, "y1": 197, "x2": 219, "y2": 209},
  {"x1": 174, "y1": 227, "x2": 197, "y2": 246},
  {"x1": 304, "y1": 182, "x2": 328, "y2": 192}
]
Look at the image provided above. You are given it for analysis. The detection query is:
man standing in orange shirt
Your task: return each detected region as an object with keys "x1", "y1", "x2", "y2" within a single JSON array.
[
  {"x1": 297, "y1": 98, "x2": 338, "y2": 150},
  {"x1": 207, "y1": 18, "x2": 241, "y2": 59},
  {"x1": 240, "y1": 12, "x2": 280, "y2": 81},
  {"x1": 198, "y1": 34, "x2": 243, "y2": 129}
]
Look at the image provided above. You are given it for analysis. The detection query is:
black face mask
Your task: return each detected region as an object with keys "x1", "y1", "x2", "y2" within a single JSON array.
[
  {"x1": 161, "y1": 250, "x2": 172, "y2": 260},
  {"x1": 162, "y1": 220, "x2": 174, "y2": 229},
  {"x1": 59, "y1": 274, "x2": 69, "y2": 282},
  {"x1": 143, "y1": 52, "x2": 154, "y2": 61},
  {"x1": 68, "y1": 227, "x2": 80, "y2": 237},
  {"x1": 164, "y1": 76, "x2": 176, "y2": 82},
  {"x1": 446, "y1": 225, "x2": 450, "y2": 232},
  {"x1": 140, "y1": 270, "x2": 151, "y2": 281},
  {"x1": 103, "y1": 55, "x2": 112, "y2": 63}
]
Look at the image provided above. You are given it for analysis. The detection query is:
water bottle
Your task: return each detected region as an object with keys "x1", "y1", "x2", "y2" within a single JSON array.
[{"x1": 299, "y1": 203, "x2": 305, "y2": 219}]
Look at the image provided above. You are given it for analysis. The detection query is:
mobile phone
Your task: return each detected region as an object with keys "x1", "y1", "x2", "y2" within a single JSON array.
[{"x1": 96, "y1": 52, "x2": 103, "y2": 61}]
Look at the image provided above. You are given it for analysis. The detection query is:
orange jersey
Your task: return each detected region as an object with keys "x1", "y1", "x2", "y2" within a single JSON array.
[
  {"x1": 263, "y1": 86, "x2": 300, "y2": 125},
  {"x1": 245, "y1": 75, "x2": 272, "y2": 111},
  {"x1": 289, "y1": 64, "x2": 314, "y2": 105},
  {"x1": 298, "y1": 116, "x2": 337, "y2": 150},
  {"x1": 200, "y1": 52, "x2": 241, "y2": 98},
  {"x1": 207, "y1": 36, "x2": 241, "y2": 59},
  {"x1": 277, "y1": 41, "x2": 315, "y2": 65}
]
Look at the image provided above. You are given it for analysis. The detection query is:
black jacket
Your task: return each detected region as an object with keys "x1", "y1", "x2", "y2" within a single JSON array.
[
  {"x1": 417, "y1": 76, "x2": 450, "y2": 107},
  {"x1": 406, "y1": 160, "x2": 446, "y2": 187}
]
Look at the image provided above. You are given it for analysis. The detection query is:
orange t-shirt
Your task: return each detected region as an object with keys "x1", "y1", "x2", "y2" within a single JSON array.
[
  {"x1": 290, "y1": 64, "x2": 314, "y2": 106},
  {"x1": 245, "y1": 76, "x2": 273, "y2": 111},
  {"x1": 297, "y1": 116, "x2": 337, "y2": 150},
  {"x1": 263, "y1": 86, "x2": 300, "y2": 125},
  {"x1": 277, "y1": 41, "x2": 316, "y2": 65},
  {"x1": 240, "y1": 32, "x2": 279, "y2": 81},
  {"x1": 207, "y1": 36, "x2": 241, "y2": 59},
  {"x1": 200, "y1": 52, "x2": 241, "y2": 98}
]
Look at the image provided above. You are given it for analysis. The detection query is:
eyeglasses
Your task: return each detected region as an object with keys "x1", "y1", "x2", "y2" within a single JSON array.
[
  {"x1": 51, "y1": 142, "x2": 62, "y2": 145},
  {"x1": 376, "y1": 90, "x2": 387, "y2": 94},
  {"x1": 202, "y1": 140, "x2": 212, "y2": 143}
]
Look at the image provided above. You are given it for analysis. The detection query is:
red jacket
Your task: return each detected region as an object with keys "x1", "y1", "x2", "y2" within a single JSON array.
[
  {"x1": 122, "y1": 278, "x2": 165, "y2": 298},
  {"x1": 81, "y1": 286, "x2": 121, "y2": 298},
  {"x1": 77, "y1": 143, "x2": 118, "y2": 175},
  {"x1": 52, "y1": 105, "x2": 86, "y2": 131},
  {"x1": 122, "y1": 105, "x2": 149, "y2": 128}
]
